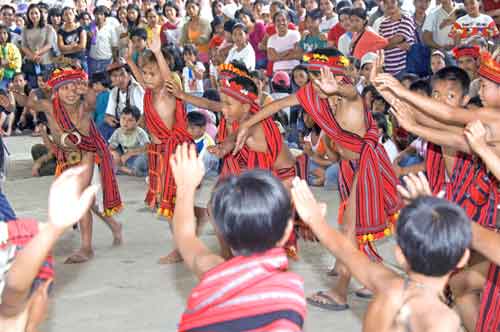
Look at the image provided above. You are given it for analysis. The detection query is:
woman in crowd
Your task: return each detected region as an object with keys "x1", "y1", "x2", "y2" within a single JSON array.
[
  {"x1": 349, "y1": 7, "x2": 388, "y2": 59},
  {"x1": 180, "y1": 0, "x2": 211, "y2": 64},
  {"x1": 236, "y1": 7, "x2": 267, "y2": 69},
  {"x1": 160, "y1": 2, "x2": 182, "y2": 46},
  {"x1": 57, "y1": 7, "x2": 87, "y2": 71}
]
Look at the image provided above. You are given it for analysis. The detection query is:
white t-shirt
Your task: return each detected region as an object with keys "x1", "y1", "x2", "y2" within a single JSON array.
[
  {"x1": 268, "y1": 30, "x2": 301, "y2": 72},
  {"x1": 338, "y1": 33, "x2": 352, "y2": 56},
  {"x1": 89, "y1": 19, "x2": 120, "y2": 60},
  {"x1": 320, "y1": 15, "x2": 339, "y2": 33},
  {"x1": 422, "y1": 4, "x2": 460, "y2": 47},
  {"x1": 182, "y1": 61, "x2": 206, "y2": 94},
  {"x1": 225, "y1": 43, "x2": 256, "y2": 71},
  {"x1": 105, "y1": 78, "x2": 145, "y2": 118},
  {"x1": 380, "y1": 137, "x2": 399, "y2": 163},
  {"x1": 450, "y1": 13, "x2": 499, "y2": 41}
]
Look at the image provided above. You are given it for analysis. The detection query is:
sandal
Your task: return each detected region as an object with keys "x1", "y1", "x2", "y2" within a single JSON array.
[{"x1": 307, "y1": 291, "x2": 349, "y2": 311}]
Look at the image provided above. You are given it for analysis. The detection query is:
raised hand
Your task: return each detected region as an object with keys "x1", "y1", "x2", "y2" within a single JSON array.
[
  {"x1": 48, "y1": 165, "x2": 98, "y2": 230},
  {"x1": 170, "y1": 143, "x2": 205, "y2": 191},
  {"x1": 233, "y1": 122, "x2": 250, "y2": 154},
  {"x1": 369, "y1": 50, "x2": 384, "y2": 83},
  {"x1": 390, "y1": 99, "x2": 417, "y2": 132},
  {"x1": 396, "y1": 172, "x2": 439, "y2": 204},
  {"x1": 148, "y1": 29, "x2": 162, "y2": 55},
  {"x1": 291, "y1": 177, "x2": 327, "y2": 228},
  {"x1": 313, "y1": 67, "x2": 338, "y2": 96},
  {"x1": 373, "y1": 73, "x2": 404, "y2": 93},
  {"x1": 165, "y1": 80, "x2": 182, "y2": 98},
  {"x1": 464, "y1": 120, "x2": 488, "y2": 153}
]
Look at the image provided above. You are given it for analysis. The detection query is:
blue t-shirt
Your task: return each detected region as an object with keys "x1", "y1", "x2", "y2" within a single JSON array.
[{"x1": 94, "y1": 90, "x2": 110, "y2": 126}]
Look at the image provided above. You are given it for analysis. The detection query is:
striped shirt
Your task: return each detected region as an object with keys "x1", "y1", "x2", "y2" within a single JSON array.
[{"x1": 379, "y1": 14, "x2": 416, "y2": 75}]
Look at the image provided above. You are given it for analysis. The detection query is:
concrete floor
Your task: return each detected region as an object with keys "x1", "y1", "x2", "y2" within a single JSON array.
[{"x1": 4, "y1": 135, "x2": 398, "y2": 332}]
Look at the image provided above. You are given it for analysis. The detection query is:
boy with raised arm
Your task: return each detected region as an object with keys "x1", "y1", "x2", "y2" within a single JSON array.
[
  {"x1": 139, "y1": 34, "x2": 193, "y2": 264},
  {"x1": 236, "y1": 48, "x2": 401, "y2": 309},
  {"x1": 291, "y1": 174, "x2": 470, "y2": 332},
  {"x1": 170, "y1": 143, "x2": 306, "y2": 332},
  {"x1": 9, "y1": 67, "x2": 122, "y2": 264}
]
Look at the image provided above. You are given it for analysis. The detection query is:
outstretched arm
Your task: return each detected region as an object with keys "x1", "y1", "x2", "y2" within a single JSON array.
[
  {"x1": 291, "y1": 179, "x2": 398, "y2": 294},
  {"x1": 11, "y1": 89, "x2": 51, "y2": 114},
  {"x1": 165, "y1": 80, "x2": 222, "y2": 112},
  {"x1": 148, "y1": 32, "x2": 171, "y2": 83},
  {"x1": 171, "y1": 143, "x2": 224, "y2": 278},
  {"x1": 464, "y1": 120, "x2": 500, "y2": 181}
]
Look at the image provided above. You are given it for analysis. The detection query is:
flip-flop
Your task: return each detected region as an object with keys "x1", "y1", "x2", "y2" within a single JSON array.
[
  {"x1": 307, "y1": 291, "x2": 349, "y2": 311},
  {"x1": 64, "y1": 252, "x2": 93, "y2": 264},
  {"x1": 354, "y1": 287, "x2": 374, "y2": 299}
]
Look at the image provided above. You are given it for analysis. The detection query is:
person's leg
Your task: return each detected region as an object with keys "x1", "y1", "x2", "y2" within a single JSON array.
[
  {"x1": 31, "y1": 144, "x2": 48, "y2": 161},
  {"x1": 324, "y1": 163, "x2": 340, "y2": 190},
  {"x1": 38, "y1": 159, "x2": 57, "y2": 177},
  {"x1": 129, "y1": 153, "x2": 148, "y2": 177}
]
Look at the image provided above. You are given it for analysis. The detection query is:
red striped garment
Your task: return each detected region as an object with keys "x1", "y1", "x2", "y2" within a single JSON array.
[
  {"x1": 52, "y1": 95, "x2": 122, "y2": 216},
  {"x1": 296, "y1": 83, "x2": 401, "y2": 255},
  {"x1": 178, "y1": 248, "x2": 306, "y2": 332},
  {"x1": 143, "y1": 89, "x2": 193, "y2": 218}
]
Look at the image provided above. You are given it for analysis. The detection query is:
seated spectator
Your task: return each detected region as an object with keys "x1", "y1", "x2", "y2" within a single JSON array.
[
  {"x1": 271, "y1": 71, "x2": 291, "y2": 124},
  {"x1": 90, "y1": 71, "x2": 111, "y2": 128},
  {"x1": 0, "y1": 25, "x2": 21, "y2": 91},
  {"x1": 299, "y1": 9, "x2": 327, "y2": 53},
  {"x1": 102, "y1": 62, "x2": 144, "y2": 141},
  {"x1": 373, "y1": 112, "x2": 398, "y2": 162},
  {"x1": 449, "y1": 0, "x2": 498, "y2": 45},
  {"x1": 379, "y1": 0, "x2": 416, "y2": 76},
  {"x1": 250, "y1": 70, "x2": 273, "y2": 107},
  {"x1": 186, "y1": 111, "x2": 219, "y2": 177},
  {"x1": 0, "y1": 89, "x2": 15, "y2": 136},
  {"x1": 130, "y1": 28, "x2": 148, "y2": 65},
  {"x1": 225, "y1": 22, "x2": 256, "y2": 71},
  {"x1": 267, "y1": 10, "x2": 301, "y2": 73},
  {"x1": 181, "y1": 44, "x2": 205, "y2": 112},
  {"x1": 349, "y1": 7, "x2": 388, "y2": 59},
  {"x1": 1, "y1": 5, "x2": 21, "y2": 45},
  {"x1": 109, "y1": 106, "x2": 150, "y2": 177},
  {"x1": 30, "y1": 124, "x2": 56, "y2": 177}
]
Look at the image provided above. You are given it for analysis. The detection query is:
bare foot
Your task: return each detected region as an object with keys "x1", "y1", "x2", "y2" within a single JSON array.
[
  {"x1": 110, "y1": 221, "x2": 123, "y2": 246},
  {"x1": 64, "y1": 248, "x2": 94, "y2": 264},
  {"x1": 158, "y1": 250, "x2": 183, "y2": 264},
  {"x1": 118, "y1": 166, "x2": 134, "y2": 176}
]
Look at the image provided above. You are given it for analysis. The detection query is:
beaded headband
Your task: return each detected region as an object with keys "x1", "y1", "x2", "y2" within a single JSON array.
[
  {"x1": 47, "y1": 67, "x2": 88, "y2": 90},
  {"x1": 452, "y1": 45, "x2": 481, "y2": 59},
  {"x1": 220, "y1": 79, "x2": 258, "y2": 104},
  {"x1": 302, "y1": 52, "x2": 350, "y2": 75},
  {"x1": 478, "y1": 51, "x2": 500, "y2": 84}
]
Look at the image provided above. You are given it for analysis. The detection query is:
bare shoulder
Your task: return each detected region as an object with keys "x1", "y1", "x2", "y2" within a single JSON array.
[{"x1": 424, "y1": 306, "x2": 461, "y2": 332}]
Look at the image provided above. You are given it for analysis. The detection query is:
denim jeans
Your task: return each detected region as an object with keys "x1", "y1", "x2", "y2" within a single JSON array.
[
  {"x1": 88, "y1": 57, "x2": 112, "y2": 77},
  {"x1": 308, "y1": 159, "x2": 339, "y2": 190},
  {"x1": 98, "y1": 122, "x2": 118, "y2": 142},
  {"x1": 125, "y1": 154, "x2": 148, "y2": 177}
]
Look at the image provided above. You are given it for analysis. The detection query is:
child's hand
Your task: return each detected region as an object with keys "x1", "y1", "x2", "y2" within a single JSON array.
[
  {"x1": 170, "y1": 143, "x2": 205, "y2": 191},
  {"x1": 148, "y1": 30, "x2": 162, "y2": 54},
  {"x1": 464, "y1": 120, "x2": 488, "y2": 154},
  {"x1": 234, "y1": 122, "x2": 251, "y2": 154},
  {"x1": 369, "y1": 50, "x2": 384, "y2": 83},
  {"x1": 373, "y1": 73, "x2": 404, "y2": 93},
  {"x1": 396, "y1": 172, "x2": 441, "y2": 204},
  {"x1": 313, "y1": 67, "x2": 338, "y2": 96},
  {"x1": 48, "y1": 165, "x2": 98, "y2": 230},
  {"x1": 291, "y1": 178, "x2": 327, "y2": 229},
  {"x1": 165, "y1": 80, "x2": 182, "y2": 98},
  {"x1": 390, "y1": 99, "x2": 417, "y2": 132}
]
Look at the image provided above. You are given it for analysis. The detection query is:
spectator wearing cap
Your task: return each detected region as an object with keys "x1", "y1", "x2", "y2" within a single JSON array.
[
  {"x1": 379, "y1": 0, "x2": 416, "y2": 76},
  {"x1": 422, "y1": 0, "x2": 460, "y2": 51},
  {"x1": 430, "y1": 50, "x2": 446, "y2": 74},
  {"x1": 21, "y1": 3, "x2": 57, "y2": 89},
  {"x1": 225, "y1": 23, "x2": 256, "y2": 71},
  {"x1": 180, "y1": 0, "x2": 212, "y2": 63},
  {"x1": 267, "y1": 10, "x2": 301, "y2": 73},
  {"x1": 298, "y1": 9, "x2": 327, "y2": 53},
  {"x1": 236, "y1": 8, "x2": 267, "y2": 69},
  {"x1": 349, "y1": 7, "x2": 388, "y2": 59},
  {"x1": 327, "y1": 5, "x2": 351, "y2": 48},
  {"x1": 452, "y1": 45, "x2": 480, "y2": 80},
  {"x1": 88, "y1": 6, "x2": 119, "y2": 77},
  {"x1": 58, "y1": 7, "x2": 88, "y2": 72},
  {"x1": 319, "y1": 0, "x2": 338, "y2": 33},
  {"x1": 271, "y1": 71, "x2": 291, "y2": 123},
  {"x1": 449, "y1": 0, "x2": 498, "y2": 46},
  {"x1": 359, "y1": 52, "x2": 377, "y2": 86},
  {"x1": 101, "y1": 63, "x2": 145, "y2": 141}
]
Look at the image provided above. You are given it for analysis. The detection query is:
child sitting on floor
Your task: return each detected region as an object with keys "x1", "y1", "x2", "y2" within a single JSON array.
[
  {"x1": 171, "y1": 143, "x2": 306, "y2": 331},
  {"x1": 109, "y1": 106, "x2": 150, "y2": 177}
]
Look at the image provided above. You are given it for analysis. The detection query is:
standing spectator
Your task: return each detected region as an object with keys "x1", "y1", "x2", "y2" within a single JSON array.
[
  {"x1": 379, "y1": 0, "x2": 416, "y2": 76},
  {"x1": 267, "y1": 10, "x2": 301, "y2": 73},
  {"x1": 236, "y1": 8, "x2": 267, "y2": 69},
  {"x1": 422, "y1": 0, "x2": 459, "y2": 51},
  {"x1": 15, "y1": 14, "x2": 26, "y2": 32},
  {"x1": 225, "y1": 23, "x2": 256, "y2": 71},
  {"x1": 115, "y1": 7, "x2": 129, "y2": 59},
  {"x1": 180, "y1": 0, "x2": 211, "y2": 64},
  {"x1": 182, "y1": 44, "x2": 205, "y2": 112},
  {"x1": 130, "y1": 28, "x2": 148, "y2": 66},
  {"x1": 319, "y1": 0, "x2": 338, "y2": 32},
  {"x1": 145, "y1": 8, "x2": 162, "y2": 45},
  {"x1": 58, "y1": 7, "x2": 87, "y2": 71},
  {"x1": 47, "y1": 7, "x2": 62, "y2": 31},
  {"x1": 38, "y1": 2, "x2": 49, "y2": 23},
  {"x1": 327, "y1": 6, "x2": 351, "y2": 48},
  {"x1": 74, "y1": 0, "x2": 89, "y2": 16},
  {"x1": 88, "y1": 6, "x2": 119, "y2": 77},
  {"x1": 350, "y1": 8, "x2": 388, "y2": 59},
  {"x1": 21, "y1": 4, "x2": 56, "y2": 89},
  {"x1": 413, "y1": 0, "x2": 430, "y2": 41},
  {"x1": 449, "y1": 0, "x2": 499, "y2": 45},
  {"x1": 1, "y1": 5, "x2": 21, "y2": 45},
  {"x1": 212, "y1": 0, "x2": 224, "y2": 21},
  {"x1": 299, "y1": 9, "x2": 328, "y2": 53},
  {"x1": 0, "y1": 25, "x2": 21, "y2": 90},
  {"x1": 127, "y1": 4, "x2": 143, "y2": 33},
  {"x1": 160, "y1": 2, "x2": 182, "y2": 46}
]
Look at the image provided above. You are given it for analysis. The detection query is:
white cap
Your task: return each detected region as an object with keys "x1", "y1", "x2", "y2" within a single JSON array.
[
  {"x1": 360, "y1": 52, "x2": 377, "y2": 69},
  {"x1": 261, "y1": 5, "x2": 270, "y2": 14},
  {"x1": 222, "y1": 3, "x2": 240, "y2": 19}
]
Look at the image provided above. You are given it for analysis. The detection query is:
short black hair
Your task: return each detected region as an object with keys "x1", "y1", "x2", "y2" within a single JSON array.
[
  {"x1": 350, "y1": 7, "x2": 367, "y2": 20},
  {"x1": 229, "y1": 76, "x2": 258, "y2": 95},
  {"x1": 400, "y1": 73, "x2": 419, "y2": 84},
  {"x1": 90, "y1": 71, "x2": 110, "y2": 88},
  {"x1": 12, "y1": 72, "x2": 25, "y2": 80},
  {"x1": 163, "y1": 1, "x2": 179, "y2": 17},
  {"x1": 301, "y1": 0, "x2": 320, "y2": 7},
  {"x1": 409, "y1": 79, "x2": 431, "y2": 96},
  {"x1": 0, "y1": 5, "x2": 15, "y2": 14},
  {"x1": 203, "y1": 88, "x2": 220, "y2": 102},
  {"x1": 371, "y1": 92, "x2": 389, "y2": 112},
  {"x1": 130, "y1": 27, "x2": 147, "y2": 40},
  {"x1": 38, "y1": 2, "x2": 49, "y2": 11},
  {"x1": 396, "y1": 196, "x2": 471, "y2": 277},
  {"x1": 121, "y1": 105, "x2": 141, "y2": 121},
  {"x1": 0, "y1": 25, "x2": 11, "y2": 43},
  {"x1": 432, "y1": 66, "x2": 470, "y2": 96},
  {"x1": 187, "y1": 111, "x2": 207, "y2": 127},
  {"x1": 467, "y1": 95, "x2": 483, "y2": 108},
  {"x1": 235, "y1": 7, "x2": 255, "y2": 22},
  {"x1": 183, "y1": 43, "x2": 198, "y2": 57},
  {"x1": 361, "y1": 84, "x2": 376, "y2": 97},
  {"x1": 305, "y1": 8, "x2": 322, "y2": 21},
  {"x1": 26, "y1": 4, "x2": 46, "y2": 29},
  {"x1": 224, "y1": 18, "x2": 236, "y2": 32},
  {"x1": 271, "y1": 1, "x2": 286, "y2": 10},
  {"x1": 348, "y1": 56, "x2": 360, "y2": 70},
  {"x1": 93, "y1": 5, "x2": 110, "y2": 16},
  {"x1": 232, "y1": 22, "x2": 248, "y2": 34},
  {"x1": 454, "y1": 8, "x2": 467, "y2": 20},
  {"x1": 48, "y1": 7, "x2": 61, "y2": 25},
  {"x1": 336, "y1": 0, "x2": 352, "y2": 13},
  {"x1": 372, "y1": 112, "x2": 390, "y2": 142},
  {"x1": 273, "y1": 10, "x2": 288, "y2": 23},
  {"x1": 311, "y1": 47, "x2": 345, "y2": 58},
  {"x1": 210, "y1": 170, "x2": 292, "y2": 256}
]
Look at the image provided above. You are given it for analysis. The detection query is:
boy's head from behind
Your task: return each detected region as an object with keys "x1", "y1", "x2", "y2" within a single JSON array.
[
  {"x1": 431, "y1": 66, "x2": 470, "y2": 107},
  {"x1": 396, "y1": 196, "x2": 471, "y2": 277},
  {"x1": 210, "y1": 170, "x2": 293, "y2": 256},
  {"x1": 120, "y1": 106, "x2": 141, "y2": 131},
  {"x1": 187, "y1": 111, "x2": 207, "y2": 140}
]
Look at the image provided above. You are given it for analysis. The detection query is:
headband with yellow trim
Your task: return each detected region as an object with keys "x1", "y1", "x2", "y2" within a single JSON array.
[
  {"x1": 302, "y1": 51, "x2": 350, "y2": 75},
  {"x1": 217, "y1": 63, "x2": 251, "y2": 81},
  {"x1": 47, "y1": 67, "x2": 88, "y2": 90},
  {"x1": 220, "y1": 79, "x2": 258, "y2": 104},
  {"x1": 452, "y1": 45, "x2": 480, "y2": 59},
  {"x1": 478, "y1": 51, "x2": 500, "y2": 84}
]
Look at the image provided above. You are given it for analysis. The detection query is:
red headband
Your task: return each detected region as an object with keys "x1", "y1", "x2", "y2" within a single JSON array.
[
  {"x1": 302, "y1": 52, "x2": 349, "y2": 75},
  {"x1": 220, "y1": 79, "x2": 258, "y2": 104},
  {"x1": 478, "y1": 51, "x2": 500, "y2": 84},
  {"x1": 452, "y1": 45, "x2": 480, "y2": 59},
  {"x1": 47, "y1": 67, "x2": 88, "y2": 90}
]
